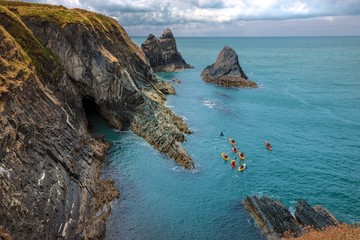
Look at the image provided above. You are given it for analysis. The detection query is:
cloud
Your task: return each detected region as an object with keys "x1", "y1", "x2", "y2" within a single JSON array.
[
  {"x1": 192, "y1": 0, "x2": 226, "y2": 9},
  {"x1": 21, "y1": 0, "x2": 360, "y2": 36}
]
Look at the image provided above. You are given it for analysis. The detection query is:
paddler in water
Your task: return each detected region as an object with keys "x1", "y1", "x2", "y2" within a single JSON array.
[
  {"x1": 230, "y1": 160, "x2": 236, "y2": 168},
  {"x1": 265, "y1": 141, "x2": 272, "y2": 151},
  {"x1": 232, "y1": 146, "x2": 237, "y2": 153},
  {"x1": 238, "y1": 152, "x2": 245, "y2": 161}
]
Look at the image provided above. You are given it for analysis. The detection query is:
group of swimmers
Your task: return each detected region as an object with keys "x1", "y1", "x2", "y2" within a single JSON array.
[{"x1": 220, "y1": 131, "x2": 272, "y2": 172}]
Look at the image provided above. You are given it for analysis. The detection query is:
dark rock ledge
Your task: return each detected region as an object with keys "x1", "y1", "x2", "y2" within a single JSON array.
[
  {"x1": 243, "y1": 196, "x2": 338, "y2": 239},
  {"x1": 201, "y1": 46, "x2": 257, "y2": 88}
]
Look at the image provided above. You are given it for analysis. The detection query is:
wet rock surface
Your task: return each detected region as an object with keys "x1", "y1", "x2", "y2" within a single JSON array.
[
  {"x1": 141, "y1": 28, "x2": 193, "y2": 72},
  {"x1": 243, "y1": 196, "x2": 339, "y2": 239},
  {"x1": 0, "y1": 2, "x2": 193, "y2": 239},
  {"x1": 201, "y1": 46, "x2": 257, "y2": 88}
]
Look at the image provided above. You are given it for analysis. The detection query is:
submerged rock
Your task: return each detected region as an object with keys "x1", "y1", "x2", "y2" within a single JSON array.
[
  {"x1": 141, "y1": 28, "x2": 193, "y2": 72},
  {"x1": 201, "y1": 46, "x2": 257, "y2": 88},
  {"x1": 243, "y1": 196, "x2": 339, "y2": 239},
  {"x1": 0, "y1": 2, "x2": 193, "y2": 239}
]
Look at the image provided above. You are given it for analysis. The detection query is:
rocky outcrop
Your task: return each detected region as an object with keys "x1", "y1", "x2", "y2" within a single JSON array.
[
  {"x1": 243, "y1": 196, "x2": 339, "y2": 239},
  {"x1": 295, "y1": 199, "x2": 338, "y2": 230},
  {"x1": 155, "y1": 80, "x2": 176, "y2": 95},
  {"x1": 243, "y1": 196, "x2": 303, "y2": 239},
  {"x1": 201, "y1": 46, "x2": 257, "y2": 88},
  {"x1": 0, "y1": 1, "x2": 193, "y2": 239},
  {"x1": 141, "y1": 28, "x2": 193, "y2": 72}
]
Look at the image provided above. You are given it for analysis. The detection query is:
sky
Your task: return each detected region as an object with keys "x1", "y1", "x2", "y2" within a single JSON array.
[{"x1": 22, "y1": 0, "x2": 360, "y2": 37}]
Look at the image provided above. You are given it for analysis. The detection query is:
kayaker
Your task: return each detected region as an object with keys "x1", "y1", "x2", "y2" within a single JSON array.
[
  {"x1": 232, "y1": 147, "x2": 237, "y2": 153},
  {"x1": 265, "y1": 141, "x2": 272, "y2": 151}
]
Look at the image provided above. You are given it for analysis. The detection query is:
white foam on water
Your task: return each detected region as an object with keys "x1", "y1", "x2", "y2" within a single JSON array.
[{"x1": 202, "y1": 99, "x2": 216, "y2": 109}]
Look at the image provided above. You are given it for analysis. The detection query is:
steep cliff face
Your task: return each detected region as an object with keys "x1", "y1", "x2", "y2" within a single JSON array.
[
  {"x1": 0, "y1": 1, "x2": 193, "y2": 239},
  {"x1": 141, "y1": 28, "x2": 194, "y2": 72}
]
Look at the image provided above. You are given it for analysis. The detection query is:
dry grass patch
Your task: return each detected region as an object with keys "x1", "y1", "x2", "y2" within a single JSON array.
[{"x1": 288, "y1": 224, "x2": 360, "y2": 240}]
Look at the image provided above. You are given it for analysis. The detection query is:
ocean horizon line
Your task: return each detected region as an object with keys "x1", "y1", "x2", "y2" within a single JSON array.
[{"x1": 130, "y1": 35, "x2": 360, "y2": 38}]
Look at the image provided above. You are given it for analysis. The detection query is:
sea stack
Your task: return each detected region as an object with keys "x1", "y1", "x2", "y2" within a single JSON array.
[
  {"x1": 201, "y1": 46, "x2": 257, "y2": 88},
  {"x1": 141, "y1": 28, "x2": 193, "y2": 72}
]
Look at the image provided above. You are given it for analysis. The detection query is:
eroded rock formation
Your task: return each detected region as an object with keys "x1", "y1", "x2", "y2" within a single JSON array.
[
  {"x1": 201, "y1": 46, "x2": 257, "y2": 88},
  {"x1": 141, "y1": 28, "x2": 193, "y2": 72},
  {"x1": 295, "y1": 199, "x2": 338, "y2": 230},
  {"x1": 243, "y1": 196, "x2": 339, "y2": 239},
  {"x1": 0, "y1": 1, "x2": 193, "y2": 239},
  {"x1": 243, "y1": 196, "x2": 303, "y2": 239}
]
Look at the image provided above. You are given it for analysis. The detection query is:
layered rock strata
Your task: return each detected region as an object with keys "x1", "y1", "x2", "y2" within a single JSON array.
[
  {"x1": 141, "y1": 28, "x2": 193, "y2": 72},
  {"x1": 295, "y1": 199, "x2": 338, "y2": 230},
  {"x1": 243, "y1": 196, "x2": 339, "y2": 239},
  {"x1": 201, "y1": 46, "x2": 257, "y2": 87},
  {"x1": 0, "y1": 1, "x2": 193, "y2": 239},
  {"x1": 155, "y1": 80, "x2": 176, "y2": 95}
]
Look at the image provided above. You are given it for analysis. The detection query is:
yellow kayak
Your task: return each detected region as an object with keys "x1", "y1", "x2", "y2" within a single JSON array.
[
  {"x1": 221, "y1": 152, "x2": 229, "y2": 161},
  {"x1": 238, "y1": 152, "x2": 245, "y2": 160},
  {"x1": 238, "y1": 164, "x2": 246, "y2": 172},
  {"x1": 229, "y1": 138, "x2": 236, "y2": 146}
]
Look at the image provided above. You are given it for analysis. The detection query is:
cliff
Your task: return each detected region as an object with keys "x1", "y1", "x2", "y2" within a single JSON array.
[
  {"x1": 201, "y1": 46, "x2": 257, "y2": 88},
  {"x1": 141, "y1": 28, "x2": 193, "y2": 72},
  {"x1": 0, "y1": 1, "x2": 193, "y2": 239}
]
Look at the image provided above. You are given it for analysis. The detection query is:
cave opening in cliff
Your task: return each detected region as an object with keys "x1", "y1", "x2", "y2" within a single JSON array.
[
  {"x1": 82, "y1": 96, "x2": 131, "y2": 133},
  {"x1": 82, "y1": 96, "x2": 108, "y2": 133}
]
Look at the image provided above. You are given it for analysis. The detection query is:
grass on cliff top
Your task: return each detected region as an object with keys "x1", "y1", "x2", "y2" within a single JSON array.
[
  {"x1": 0, "y1": 23, "x2": 32, "y2": 102},
  {"x1": 0, "y1": 4, "x2": 62, "y2": 82},
  {"x1": 1, "y1": 0, "x2": 118, "y2": 32},
  {"x1": 0, "y1": 1, "x2": 146, "y2": 61}
]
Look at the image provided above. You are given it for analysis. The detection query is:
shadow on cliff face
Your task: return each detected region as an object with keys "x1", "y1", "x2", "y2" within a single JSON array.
[
  {"x1": 83, "y1": 97, "x2": 99, "y2": 131},
  {"x1": 83, "y1": 96, "x2": 107, "y2": 132},
  {"x1": 82, "y1": 96, "x2": 131, "y2": 134}
]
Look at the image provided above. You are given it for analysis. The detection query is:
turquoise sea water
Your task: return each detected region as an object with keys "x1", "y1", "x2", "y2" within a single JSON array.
[{"x1": 91, "y1": 37, "x2": 360, "y2": 239}]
